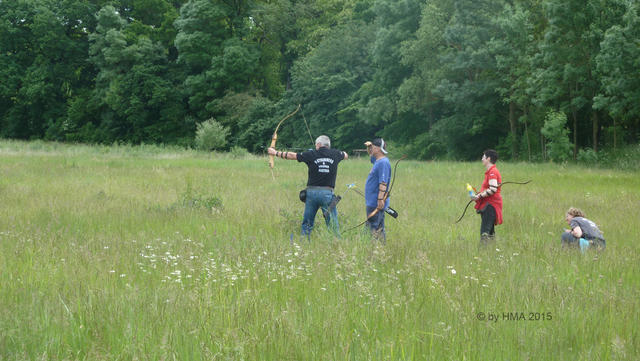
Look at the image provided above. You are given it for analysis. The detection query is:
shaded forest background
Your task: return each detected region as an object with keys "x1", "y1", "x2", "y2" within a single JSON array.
[{"x1": 1, "y1": 0, "x2": 639, "y2": 160}]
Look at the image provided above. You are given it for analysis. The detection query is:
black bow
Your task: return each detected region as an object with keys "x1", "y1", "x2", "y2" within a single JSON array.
[
  {"x1": 346, "y1": 155, "x2": 406, "y2": 231},
  {"x1": 454, "y1": 180, "x2": 532, "y2": 223}
]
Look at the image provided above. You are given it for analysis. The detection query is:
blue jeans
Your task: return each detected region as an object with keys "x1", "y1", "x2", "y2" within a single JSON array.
[
  {"x1": 302, "y1": 188, "x2": 340, "y2": 238},
  {"x1": 365, "y1": 206, "x2": 386, "y2": 242},
  {"x1": 561, "y1": 232, "x2": 606, "y2": 252}
]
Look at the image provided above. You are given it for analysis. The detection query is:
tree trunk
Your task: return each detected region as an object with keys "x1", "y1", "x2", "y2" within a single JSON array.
[
  {"x1": 541, "y1": 131, "x2": 546, "y2": 161},
  {"x1": 613, "y1": 117, "x2": 617, "y2": 150},
  {"x1": 509, "y1": 101, "x2": 518, "y2": 160},
  {"x1": 592, "y1": 111, "x2": 598, "y2": 152},
  {"x1": 429, "y1": 105, "x2": 434, "y2": 128},
  {"x1": 572, "y1": 110, "x2": 578, "y2": 160},
  {"x1": 524, "y1": 111, "x2": 531, "y2": 162}
]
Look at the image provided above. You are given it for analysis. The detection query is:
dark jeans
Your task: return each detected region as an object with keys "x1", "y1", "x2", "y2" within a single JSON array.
[
  {"x1": 365, "y1": 206, "x2": 386, "y2": 242},
  {"x1": 561, "y1": 232, "x2": 606, "y2": 251},
  {"x1": 302, "y1": 188, "x2": 339, "y2": 238},
  {"x1": 479, "y1": 204, "x2": 496, "y2": 238}
]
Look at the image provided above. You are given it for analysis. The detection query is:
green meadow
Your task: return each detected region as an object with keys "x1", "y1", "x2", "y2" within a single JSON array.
[{"x1": 1, "y1": 140, "x2": 638, "y2": 360}]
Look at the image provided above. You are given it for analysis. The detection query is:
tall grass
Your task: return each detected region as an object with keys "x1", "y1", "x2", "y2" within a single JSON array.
[{"x1": 0, "y1": 140, "x2": 638, "y2": 360}]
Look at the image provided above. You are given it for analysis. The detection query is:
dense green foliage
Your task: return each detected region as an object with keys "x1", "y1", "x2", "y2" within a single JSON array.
[
  {"x1": 1, "y1": 0, "x2": 639, "y2": 160},
  {"x1": 541, "y1": 110, "x2": 572, "y2": 162}
]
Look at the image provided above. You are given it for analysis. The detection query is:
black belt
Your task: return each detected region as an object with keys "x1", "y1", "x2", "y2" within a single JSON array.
[{"x1": 307, "y1": 186, "x2": 334, "y2": 191}]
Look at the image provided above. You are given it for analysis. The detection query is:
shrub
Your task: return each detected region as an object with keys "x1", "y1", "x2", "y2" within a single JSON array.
[
  {"x1": 180, "y1": 186, "x2": 223, "y2": 212},
  {"x1": 195, "y1": 118, "x2": 229, "y2": 151},
  {"x1": 229, "y1": 146, "x2": 250, "y2": 158},
  {"x1": 577, "y1": 148, "x2": 599, "y2": 165},
  {"x1": 598, "y1": 144, "x2": 640, "y2": 170},
  {"x1": 541, "y1": 111, "x2": 573, "y2": 162}
]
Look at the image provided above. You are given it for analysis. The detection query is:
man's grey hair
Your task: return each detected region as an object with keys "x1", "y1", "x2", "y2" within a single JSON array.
[{"x1": 315, "y1": 135, "x2": 331, "y2": 147}]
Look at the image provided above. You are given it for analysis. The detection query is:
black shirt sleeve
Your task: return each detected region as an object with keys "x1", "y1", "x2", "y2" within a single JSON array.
[{"x1": 297, "y1": 150, "x2": 314, "y2": 163}]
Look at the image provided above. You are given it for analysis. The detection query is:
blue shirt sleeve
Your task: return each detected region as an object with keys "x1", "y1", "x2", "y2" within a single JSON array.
[
  {"x1": 365, "y1": 158, "x2": 392, "y2": 208},
  {"x1": 376, "y1": 159, "x2": 392, "y2": 208},
  {"x1": 377, "y1": 160, "x2": 391, "y2": 185}
]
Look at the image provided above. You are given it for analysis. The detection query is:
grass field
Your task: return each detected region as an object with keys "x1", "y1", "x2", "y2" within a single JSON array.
[{"x1": 0, "y1": 140, "x2": 639, "y2": 360}]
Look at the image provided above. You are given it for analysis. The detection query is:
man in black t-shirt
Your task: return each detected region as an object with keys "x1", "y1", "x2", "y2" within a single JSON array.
[{"x1": 268, "y1": 135, "x2": 348, "y2": 238}]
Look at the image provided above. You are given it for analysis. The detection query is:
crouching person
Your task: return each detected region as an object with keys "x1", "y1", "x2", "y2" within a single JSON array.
[{"x1": 562, "y1": 207, "x2": 606, "y2": 252}]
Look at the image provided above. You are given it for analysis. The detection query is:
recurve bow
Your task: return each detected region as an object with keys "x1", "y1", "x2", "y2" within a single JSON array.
[{"x1": 268, "y1": 104, "x2": 301, "y2": 179}]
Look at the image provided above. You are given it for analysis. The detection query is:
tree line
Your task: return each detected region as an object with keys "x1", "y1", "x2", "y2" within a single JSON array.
[{"x1": 1, "y1": 0, "x2": 639, "y2": 160}]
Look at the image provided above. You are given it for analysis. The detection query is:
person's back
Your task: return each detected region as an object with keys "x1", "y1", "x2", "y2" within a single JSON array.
[
  {"x1": 570, "y1": 217, "x2": 605, "y2": 243},
  {"x1": 297, "y1": 147, "x2": 345, "y2": 188}
]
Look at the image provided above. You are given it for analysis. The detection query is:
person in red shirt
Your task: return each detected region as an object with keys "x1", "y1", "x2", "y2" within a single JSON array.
[{"x1": 472, "y1": 149, "x2": 502, "y2": 243}]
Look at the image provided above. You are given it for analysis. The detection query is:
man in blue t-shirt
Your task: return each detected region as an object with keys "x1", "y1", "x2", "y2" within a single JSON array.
[{"x1": 364, "y1": 138, "x2": 391, "y2": 241}]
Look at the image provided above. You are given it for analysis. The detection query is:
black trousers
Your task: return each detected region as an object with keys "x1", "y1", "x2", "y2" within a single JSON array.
[{"x1": 479, "y1": 204, "x2": 496, "y2": 237}]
